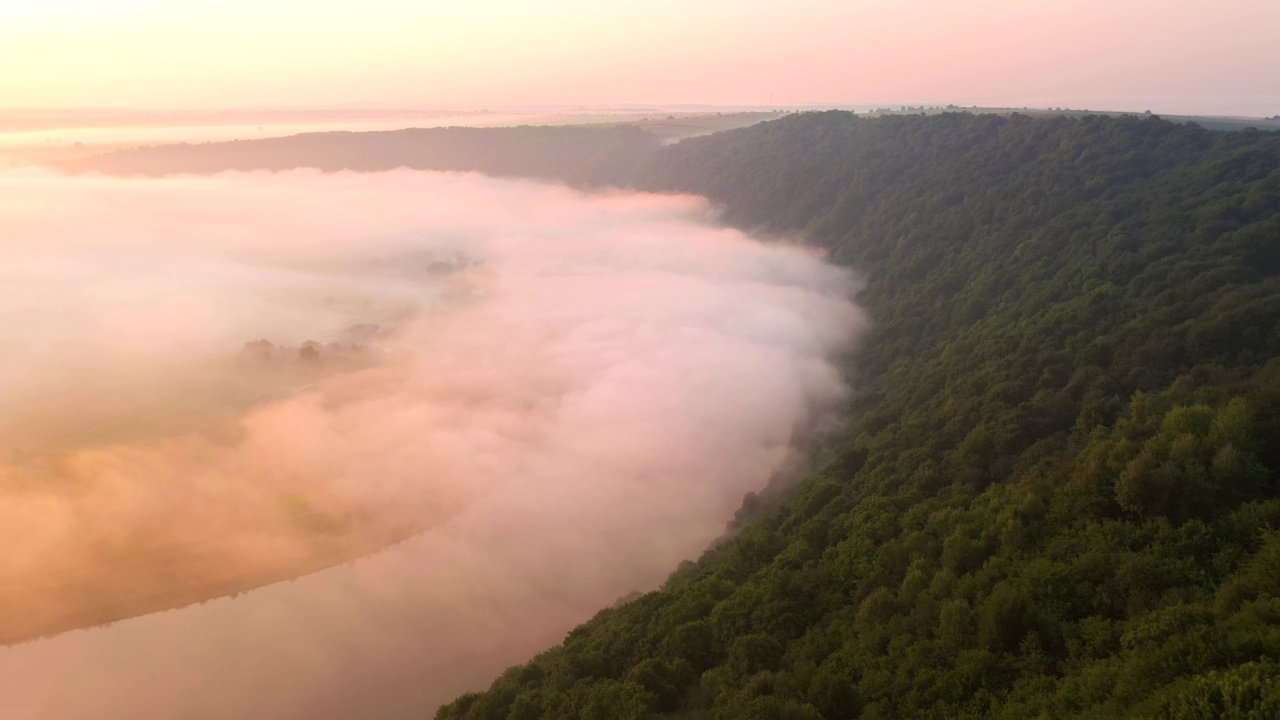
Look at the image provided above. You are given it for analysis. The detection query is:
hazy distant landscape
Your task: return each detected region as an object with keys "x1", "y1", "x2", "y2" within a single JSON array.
[
  {"x1": 2, "y1": 1, "x2": 1278, "y2": 719},
  {"x1": 8, "y1": 104, "x2": 1277, "y2": 171},
  {"x1": 0, "y1": 108, "x2": 782, "y2": 168}
]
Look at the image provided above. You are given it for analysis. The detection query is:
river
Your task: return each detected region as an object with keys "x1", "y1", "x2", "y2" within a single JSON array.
[{"x1": 0, "y1": 526, "x2": 613, "y2": 720}]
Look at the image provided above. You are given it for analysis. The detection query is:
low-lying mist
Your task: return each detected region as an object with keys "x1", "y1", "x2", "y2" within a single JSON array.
[{"x1": 0, "y1": 168, "x2": 865, "y2": 717}]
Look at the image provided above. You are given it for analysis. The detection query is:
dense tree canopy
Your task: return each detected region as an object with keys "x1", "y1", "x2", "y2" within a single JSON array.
[{"x1": 436, "y1": 111, "x2": 1280, "y2": 719}]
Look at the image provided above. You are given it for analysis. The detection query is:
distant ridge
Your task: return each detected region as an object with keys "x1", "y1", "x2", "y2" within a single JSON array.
[{"x1": 66, "y1": 124, "x2": 661, "y2": 186}]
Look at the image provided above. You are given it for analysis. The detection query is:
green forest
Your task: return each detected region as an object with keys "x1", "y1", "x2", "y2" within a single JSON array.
[{"x1": 435, "y1": 112, "x2": 1280, "y2": 719}]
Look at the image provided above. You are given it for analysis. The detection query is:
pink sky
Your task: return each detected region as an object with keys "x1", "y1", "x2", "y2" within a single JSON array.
[{"x1": 2, "y1": 0, "x2": 1277, "y2": 116}]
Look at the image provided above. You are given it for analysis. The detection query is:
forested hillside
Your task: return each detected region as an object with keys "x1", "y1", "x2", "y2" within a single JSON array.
[{"x1": 437, "y1": 112, "x2": 1280, "y2": 719}]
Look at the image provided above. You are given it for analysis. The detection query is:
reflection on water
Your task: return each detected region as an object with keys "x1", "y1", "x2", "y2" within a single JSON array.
[{"x1": 0, "y1": 530, "x2": 606, "y2": 720}]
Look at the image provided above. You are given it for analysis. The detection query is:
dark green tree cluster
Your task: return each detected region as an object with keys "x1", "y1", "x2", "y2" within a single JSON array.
[{"x1": 434, "y1": 111, "x2": 1280, "y2": 718}]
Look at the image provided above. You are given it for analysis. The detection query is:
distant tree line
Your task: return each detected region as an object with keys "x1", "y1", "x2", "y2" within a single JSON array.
[{"x1": 68, "y1": 125, "x2": 660, "y2": 186}]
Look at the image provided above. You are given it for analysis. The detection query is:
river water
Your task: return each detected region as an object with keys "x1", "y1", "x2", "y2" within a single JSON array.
[{"x1": 0, "y1": 526, "x2": 619, "y2": 720}]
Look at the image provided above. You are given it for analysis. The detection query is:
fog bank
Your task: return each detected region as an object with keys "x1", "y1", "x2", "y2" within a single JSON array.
[{"x1": 0, "y1": 168, "x2": 865, "y2": 717}]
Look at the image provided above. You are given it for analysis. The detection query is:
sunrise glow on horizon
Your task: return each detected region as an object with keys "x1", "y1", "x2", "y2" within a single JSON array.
[{"x1": 3, "y1": 0, "x2": 1278, "y2": 116}]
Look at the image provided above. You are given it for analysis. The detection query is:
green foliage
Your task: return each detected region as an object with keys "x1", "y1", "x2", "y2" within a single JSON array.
[
  {"x1": 579, "y1": 680, "x2": 658, "y2": 720},
  {"x1": 1147, "y1": 661, "x2": 1280, "y2": 719},
  {"x1": 438, "y1": 112, "x2": 1280, "y2": 718},
  {"x1": 626, "y1": 658, "x2": 694, "y2": 711}
]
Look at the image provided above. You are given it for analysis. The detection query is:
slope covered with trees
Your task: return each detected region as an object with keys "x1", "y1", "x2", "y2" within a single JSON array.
[{"x1": 437, "y1": 112, "x2": 1280, "y2": 719}]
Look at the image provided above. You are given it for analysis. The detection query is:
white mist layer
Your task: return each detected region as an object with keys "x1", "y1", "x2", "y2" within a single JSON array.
[{"x1": 0, "y1": 168, "x2": 865, "y2": 718}]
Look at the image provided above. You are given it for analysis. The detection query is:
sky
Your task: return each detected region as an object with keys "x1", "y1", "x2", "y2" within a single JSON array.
[{"x1": 2, "y1": 0, "x2": 1278, "y2": 116}]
